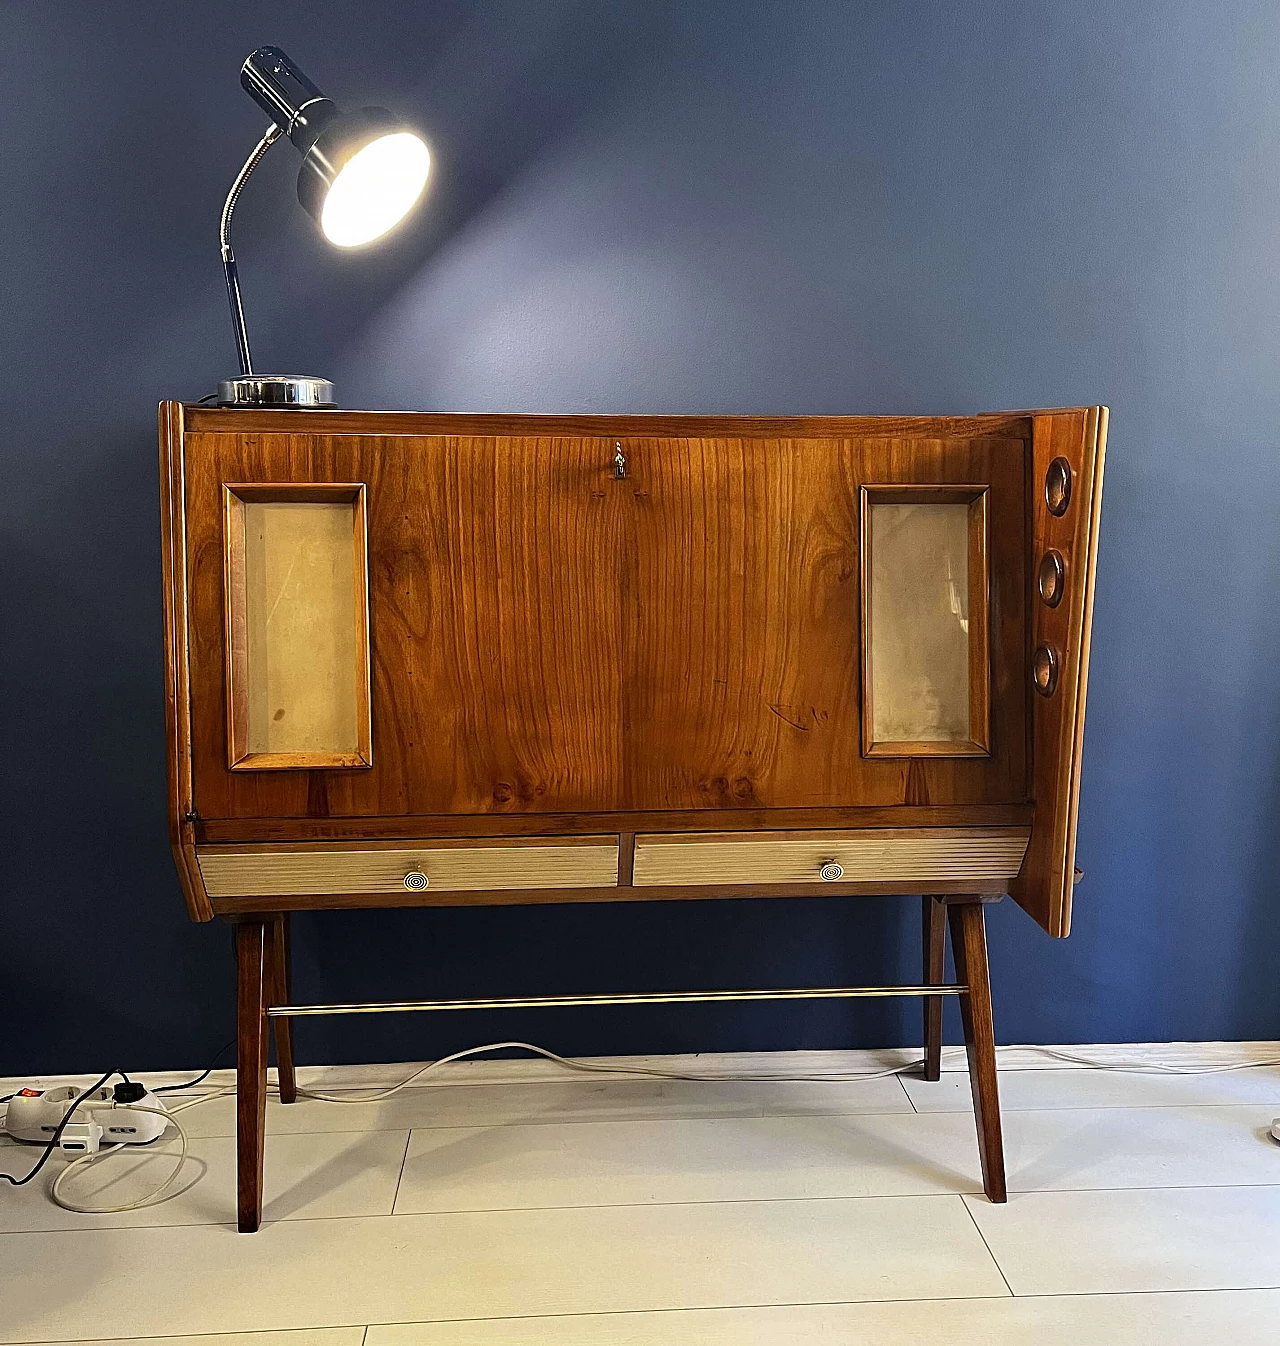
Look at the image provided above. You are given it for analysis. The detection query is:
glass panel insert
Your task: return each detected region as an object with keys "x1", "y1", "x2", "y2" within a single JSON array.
[
  {"x1": 224, "y1": 484, "x2": 371, "y2": 769},
  {"x1": 243, "y1": 501, "x2": 359, "y2": 754},
  {"x1": 866, "y1": 496, "x2": 985, "y2": 751}
]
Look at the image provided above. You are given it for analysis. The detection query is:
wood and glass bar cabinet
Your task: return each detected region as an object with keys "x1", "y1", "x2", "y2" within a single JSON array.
[{"x1": 159, "y1": 405, "x2": 1107, "y2": 1230}]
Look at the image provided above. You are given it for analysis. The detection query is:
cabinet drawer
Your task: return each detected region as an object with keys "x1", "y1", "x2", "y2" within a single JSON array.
[
  {"x1": 197, "y1": 836, "x2": 618, "y2": 897},
  {"x1": 632, "y1": 828, "x2": 1030, "y2": 887}
]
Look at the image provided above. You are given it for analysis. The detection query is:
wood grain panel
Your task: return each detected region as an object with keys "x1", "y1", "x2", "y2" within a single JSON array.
[
  {"x1": 182, "y1": 425, "x2": 1028, "y2": 822},
  {"x1": 197, "y1": 836, "x2": 619, "y2": 897},
  {"x1": 632, "y1": 828, "x2": 1029, "y2": 887},
  {"x1": 1009, "y1": 407, "x2": 1107, "y2": 937},
  {"x1": 622, "y1": 435, "x2": 859, "y2": 810},
  {"x1": 185, "y1": 433, "x2": 627, "y2": 819},
  {"x1": 622, "y1": 435, "x2": 1024, "y2": 811}
]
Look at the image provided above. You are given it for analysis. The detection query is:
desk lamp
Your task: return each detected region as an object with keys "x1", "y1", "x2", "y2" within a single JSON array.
[{"x1": 216, "y1": 46, "x2": 431, "y2": 408}]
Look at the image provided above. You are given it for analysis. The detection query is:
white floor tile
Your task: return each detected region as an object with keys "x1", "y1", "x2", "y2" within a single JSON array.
[
  {"x1": 9, "y1": 1053, "x2": 1278, "y2": 1344},
  {"x1": 395, "y1": 1112, "x2": 978, "y2": 1210},
  {"x1": 365, "y1": 1288, "x2": 1280, "y2": 1345},
  {"x1": 1000, "y1": 1105, "x2": 1280, "y2": 1192},
  {"x1": 965, "y1": 1185, "x2": 1280, "y2": 1294},
  {"x1": 0, "y1": 1197, "x2": 1004, "y2": 1342},
  {"x1": 171, "y1": 1073, "x2": 912, "y2": 1139},
  {"x1": 741, "y1": 1075, "x2": 917, "y2": 1116},
  {"x1": 903, "y1": 1065, "x2": 1280, "y2": 1111},
  {"x1": 0, "y1": 1129, "x2": 409, "y2": 1232},
  {"x1": 392, "y1": 1104, "x2": 1280, "y2": 1213}
]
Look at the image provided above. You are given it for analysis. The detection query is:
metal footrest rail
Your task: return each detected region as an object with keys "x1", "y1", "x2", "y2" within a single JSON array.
[{"x1": 267, "y1": 984, "x2": 967, "y2": 1018}]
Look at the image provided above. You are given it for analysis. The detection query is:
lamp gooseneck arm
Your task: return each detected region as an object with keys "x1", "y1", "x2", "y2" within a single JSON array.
[{"x1": 220, "y1": 123, "x2": 283, "y2": 377}]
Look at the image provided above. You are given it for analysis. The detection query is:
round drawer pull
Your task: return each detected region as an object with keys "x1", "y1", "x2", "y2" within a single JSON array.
[
  {"x1": 1032, "y1": 645, "x2": 1059, "y2": 697},
  {"x1": 1037, "y1": 550, "x2": 1065, "y2": 607},
  {"x1": 819, "y1": 861, "x2": 844, "y2": 882},
  {"x1": 403, "y1": 870, "x2": 430, "y2": 891},
  {"x1": 1045, "y1": 457, "x2": 1073, "y2": 516}
]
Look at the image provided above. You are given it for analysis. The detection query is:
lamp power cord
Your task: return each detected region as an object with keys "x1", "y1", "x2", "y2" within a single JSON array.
[{"x1": 9, "y1": 1042, "x2": 1280, "y2": 1215}]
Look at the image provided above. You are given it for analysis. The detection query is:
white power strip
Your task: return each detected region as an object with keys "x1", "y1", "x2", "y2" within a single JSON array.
[{"x1": 3, "y1": 1085, "x2": 168, "y2": 1145}]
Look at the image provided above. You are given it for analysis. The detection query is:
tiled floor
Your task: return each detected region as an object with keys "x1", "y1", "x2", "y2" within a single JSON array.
[{"x1": 3, "y1": 1058, "x2": 1280, "y2": 1343}]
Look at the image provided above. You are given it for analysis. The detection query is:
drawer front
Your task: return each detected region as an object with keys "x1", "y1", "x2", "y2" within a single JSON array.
[
  {"x1": 197, "y1": 837, "x2": 619, "y2": 897},
  {"x1": 632, "y1": 828, "x2": 1030, "y2": 887}
]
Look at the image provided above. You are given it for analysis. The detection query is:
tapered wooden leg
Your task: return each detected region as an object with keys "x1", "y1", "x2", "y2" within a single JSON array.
[
  {"x1": 946, "y1": 900, "x2": 1006, "y2": 1203},
  {"x1": 236, "y1": 918, "x2": 269, "y2": 1233},
  {"x1": 922, "y1": 896, "x2": 946, "y2": 1082},
  {"x1": 269, "y1": 914, "x2": 296, "y2": 1104}
]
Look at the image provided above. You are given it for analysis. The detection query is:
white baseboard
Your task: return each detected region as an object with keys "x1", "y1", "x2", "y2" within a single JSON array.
[{"x1": 5, "y1": 1040, "x2": 1279, "y2": 1096}]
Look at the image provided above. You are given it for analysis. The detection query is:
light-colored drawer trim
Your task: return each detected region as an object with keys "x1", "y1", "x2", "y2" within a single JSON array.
[
  {"x1": 197, "y1": 836, "x2": 619, "y2": 897},
  {"x1": 632, "y1": 827, "x2": 1030, "y2": 887}
]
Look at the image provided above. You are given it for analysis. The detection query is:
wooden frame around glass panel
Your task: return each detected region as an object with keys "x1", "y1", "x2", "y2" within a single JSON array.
[
  {"x1": 860, "y1": 484, "x2": 990, "y2": 758},
  {"x1": 223, "y1": 484, "x2": 372, "y2": 771}
]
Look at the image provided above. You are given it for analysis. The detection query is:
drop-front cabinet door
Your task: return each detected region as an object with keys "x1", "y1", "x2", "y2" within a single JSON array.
[
  {"x1": 183, "y1": 428, "x2": 1026, "y2": 819},
  {"x1": 184, "y1": 432, "x2": 629, "y2": 818},
  {"x1": 622, "y1": 435, "x2": 1026, "y2": 810}
]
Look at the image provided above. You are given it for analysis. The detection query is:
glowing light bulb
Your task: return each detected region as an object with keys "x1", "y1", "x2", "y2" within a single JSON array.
[{"x1": 320, "y1": 132, "x2": 431, "y2": 247}]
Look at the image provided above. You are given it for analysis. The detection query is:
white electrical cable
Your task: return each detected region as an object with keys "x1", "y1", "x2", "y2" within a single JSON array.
[
  {"x1": 297, "y1": 1040, "x2": 926, "y2": 1102},
  {"x1": 1021, "y1": 1045, "x2": 1280, "y2": 1075},
  {"x1": 165, "y1": 1041, "x2": 1280, "y2": 1112},
  {"x1": 27, "y1": 1040, "x2": 1280, "y2": 1216},
  {"x1": 301, "y1": 1042, "x2": 1280, "y2": 1101},
  {"x1": 32, "y1": 1046, "x2": 927, "y2": 1216},
  {"x1": 49, "y1": 1104, "x2": 190, "y2": 1215}
]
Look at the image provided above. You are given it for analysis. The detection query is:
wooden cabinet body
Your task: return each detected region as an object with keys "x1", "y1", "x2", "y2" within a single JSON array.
[
  {"x1": 160, "y1": 404, "x2": 1106, "y2": 1230},
  {"x1": 160, "y1": 407, "x2": 1105, "y2": 938}
]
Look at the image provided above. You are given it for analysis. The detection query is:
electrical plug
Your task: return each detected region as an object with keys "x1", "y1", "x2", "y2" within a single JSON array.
[{"x1": 58, "y1": 1121, "x2": 103, "y2": 1156}]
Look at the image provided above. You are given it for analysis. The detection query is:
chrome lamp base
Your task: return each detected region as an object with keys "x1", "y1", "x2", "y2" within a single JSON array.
[{"x1": 216, "y1": 374, "x2": 335, "y2": 408}]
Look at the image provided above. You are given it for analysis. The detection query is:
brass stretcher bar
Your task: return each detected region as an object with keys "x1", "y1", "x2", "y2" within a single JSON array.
[{"x1": 267, "y1": 984, "x2": 968, "y2": 1017}]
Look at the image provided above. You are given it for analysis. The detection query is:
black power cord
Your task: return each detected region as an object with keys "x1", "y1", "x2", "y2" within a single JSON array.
[
  {"x1": 152, "y1": 1039, "x2": 236, "y2": 1094},
  {"x1": 1, "y1": 1071, "x2": 123, "y2": 1188}
]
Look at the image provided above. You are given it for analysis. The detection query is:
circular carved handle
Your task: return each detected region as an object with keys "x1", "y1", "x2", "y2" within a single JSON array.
[
  {"x1": 1032, "y1": 645, "x2": 1059, "y2": 697},
  {"x1": 1045, "y1": 457, "x2": 1073, "y2": 516},
  {"x1": 1037, "y1": 550, "x2": 1065, "y2": 608},
  {"x1": 403, "y1": 870, "x2": 430, "y2": 891},
  {"x1": 819, "y1": 861, "x2": 845, "y2": 882}
]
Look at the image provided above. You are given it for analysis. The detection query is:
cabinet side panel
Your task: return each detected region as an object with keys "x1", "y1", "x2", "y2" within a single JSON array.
[
  {"x1": 1010, "y1": 407, "x2": 1107, "y2": 936},
  {"x1": 159, "y1": 402, "x2": 213, "y2": 920}
]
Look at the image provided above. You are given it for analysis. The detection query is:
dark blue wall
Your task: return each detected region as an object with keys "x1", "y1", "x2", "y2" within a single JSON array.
[{"x1": 4, "y1": 1, "x2": 1279, "y2": 1076}]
